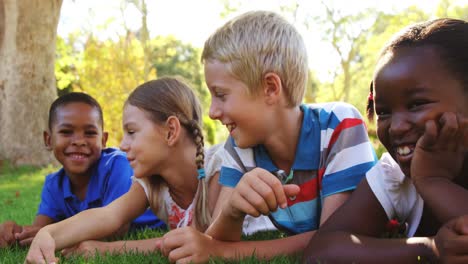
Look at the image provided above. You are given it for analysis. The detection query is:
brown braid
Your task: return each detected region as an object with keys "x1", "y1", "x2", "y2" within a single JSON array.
[{"x1": 189, "y1": 120, "x2": 205, "y2": 169}]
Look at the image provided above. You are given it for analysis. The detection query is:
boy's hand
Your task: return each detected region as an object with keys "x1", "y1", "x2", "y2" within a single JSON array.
[
  {"x1": 160, "y1": 226, "x2": 218, "y2": 264},
  {"x1": 435, "y1": 215, "x2": 468, "y2": 264},
  {"x1": 0, "y1": 221, "x2": 22, "y2": 247},
  {"x1": 24, "y1": 230, "x2": 58, "y2": 264},
  {"x1": 15, "y1": 225, "x2": 42, "y2": 246},
  {"x1": 411, "y1": 112, "x2": 467, "y2": 184},
  {"x1": 225, "y1": 168, "x2": 300, "y2": 220}
]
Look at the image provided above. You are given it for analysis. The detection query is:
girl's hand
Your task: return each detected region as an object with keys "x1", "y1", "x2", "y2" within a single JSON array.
[
  {"x1": 435, "y1": 215, "x2": 468, "y2": 264},
  {"x1": 411, "y1": 112, "x2": 467, "y2": 184},
  {"x1": 160, "y1": 226, "x2": 218, "y2": 264},
  {"x1": 225, "y1": 168, "x2": 300, "y2": 220},
  {"x1": 24, "y1": 230, "x2": 58, "y2": 264}
]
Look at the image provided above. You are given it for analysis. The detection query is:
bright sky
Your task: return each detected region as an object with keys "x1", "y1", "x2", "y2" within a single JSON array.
[{"x1": 57, "y1": 0, "x2": 456, "y2": 81}]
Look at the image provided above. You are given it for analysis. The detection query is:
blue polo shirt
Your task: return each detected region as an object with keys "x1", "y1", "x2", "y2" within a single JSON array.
[{"x1": 37, "y1": 148, "x2": 165, "y2": 230}]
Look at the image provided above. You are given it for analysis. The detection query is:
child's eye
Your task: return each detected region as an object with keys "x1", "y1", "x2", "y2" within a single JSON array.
[
  {"x1": 215, "y1": 92, "x2": 225, "y2": 99},
  {"x1": 58, "y1": 129, "x2": 73, "y2": 135},
  {"x1": 85, "y1": 130, "x2": 98, "y2": 136},
  {"x1": 408, "y1": 100, "x2": 431, "y2": 110},
  {"x1": 375, "y1": 108, "x2": 390, "y2": 119}
]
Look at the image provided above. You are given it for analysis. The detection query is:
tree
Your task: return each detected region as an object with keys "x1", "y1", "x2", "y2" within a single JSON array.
[{"x1": 0, "y1": 0, "x2": 63, "y2": 166}]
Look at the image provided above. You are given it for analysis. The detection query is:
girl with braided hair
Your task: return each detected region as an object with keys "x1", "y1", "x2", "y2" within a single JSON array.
[{"x1": 25, "y1": 77, "x2": 225, "y2": 262}]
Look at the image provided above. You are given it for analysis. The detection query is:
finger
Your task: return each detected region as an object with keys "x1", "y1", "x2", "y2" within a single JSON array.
[
  {"x1": 155, "y1": 239, "x2": 163, "y2": 251},
  {"x1": 257, "y1": 172, "x2": 288, "y2": 209},
  {"x1": 441, "y1": 235, "x2": 468, "y2": 255},
  {"x1": 233, "y1": 190, "x2": 265, "y2": 216},
  {"x1": 25, "y1": 252, "x2": 47, "y2": 264},
  {"x1": 41, "y1": 247, "x2": 57, "y2": 264},
  {"x1": 19, "y1": 237, "x2": 34, "y2": 246},
  {"x1": 61, "y1": 246, "x2": 77, "y2": 258},
  {"x1": 453, "y1": 217, "x2": 468, "y2": 235},
  {"x1": 161, "y1": 231, "x2": 185, "y2": 257},
  {"x1": 16, "y1": 227, "x2": 38, "y2": 241},
  {"x1": 176, "y1": 256, "x2": 194, "y2": 264},
  {"x1": 283, "y1": 184, "x2": 301, "y2": 199},
  {"x1": 167, "y1": 246, "x2": 190, "y2": 264},
  {"x1": 439, "y1": 113, "x2": 459, "y2": 151},
  {"x1": 245, "y1": 175, "x2": 280, "y2": 212},
  {"x1": 417, "y1": 120, "x2": 438, "y2": 149}
]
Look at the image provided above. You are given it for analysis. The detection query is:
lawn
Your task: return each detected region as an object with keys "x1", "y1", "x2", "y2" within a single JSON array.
[{"x1": 0, "y1": 163, "x2": 300, "y2": 263}]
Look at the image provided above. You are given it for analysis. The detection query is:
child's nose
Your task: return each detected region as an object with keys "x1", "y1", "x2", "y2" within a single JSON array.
[
  {"x1": 209, "y1": 101, "x2": 222, "y2": 120},
  {"x1": 71, "y1": 135, "x2": 86, "y2": 146},
  {"x1": 119, "y1": 139, "x2": 129, "y2": 152},
  {"x1": 389, "y1": 112, "x2": 412, "y2": 137}
]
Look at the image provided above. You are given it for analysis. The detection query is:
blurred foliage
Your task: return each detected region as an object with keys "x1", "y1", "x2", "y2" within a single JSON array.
[{"x1": 54, "y1": 0, "x2": 467, "y2": 149}]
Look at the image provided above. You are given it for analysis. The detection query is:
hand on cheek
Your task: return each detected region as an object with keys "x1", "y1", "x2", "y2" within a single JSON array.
[{"x1": 411, "y1": 112, "x2": 466, "y2": 183}]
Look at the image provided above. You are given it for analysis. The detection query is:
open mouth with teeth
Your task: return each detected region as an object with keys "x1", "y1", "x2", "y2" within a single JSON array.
[
  {"x1": 396, "y1": 145, "x2": 414, "y2": 156},
  {"x1": 67, "y1": 153, "x2": 89, "y2": 161}
]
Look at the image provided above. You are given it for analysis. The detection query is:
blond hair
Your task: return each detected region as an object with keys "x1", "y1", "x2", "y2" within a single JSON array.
[
  {"x1": 202, "y1": 10, "x2": 308, "y2": 107},
  {"x1": 125, "y1": 77, "x2": 210, "y2": 231}
]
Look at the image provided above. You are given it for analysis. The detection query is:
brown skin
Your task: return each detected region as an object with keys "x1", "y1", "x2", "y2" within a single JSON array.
[
  {"x1": 436, "y1": 215, "x2": 468, "y2": 264},
  {"x1": 0, "y1": 102, "x2": 114, "y2": 248},
  {"x1": 304, "y1": 46, "x2": 468, "y2": 263}
]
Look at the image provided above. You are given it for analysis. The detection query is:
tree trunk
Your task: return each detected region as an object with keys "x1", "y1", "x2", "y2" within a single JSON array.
[{"x1": 0, "y1": 0, "x2": 62, "y2": 166}]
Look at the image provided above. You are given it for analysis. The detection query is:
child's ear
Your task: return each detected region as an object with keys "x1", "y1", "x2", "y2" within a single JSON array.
[
  {"x1": 165, "y1": 116, "x2": 181, "y2": 146},
  {"x1": 43, "y1": 131, "x2": 52, "y2": 151},
  {"x1": 262, "y1": 72, "x2": 282, "y2": 105},
  {"x1": 101, "y1": 131, "x2": 109, "y2": 148}
]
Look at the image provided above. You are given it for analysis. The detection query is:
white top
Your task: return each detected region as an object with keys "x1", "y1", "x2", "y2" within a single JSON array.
[
  {"x1": 366, "y1": 153, "x2": 423, "y2": 237},
  {"x1": 133, "y1": 144, "x2": 276, "y2": 234}
]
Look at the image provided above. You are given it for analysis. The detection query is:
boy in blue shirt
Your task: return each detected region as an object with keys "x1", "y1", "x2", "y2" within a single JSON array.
[{"x1": 0, "y1": 92, "x2": 164, "y2": 248}]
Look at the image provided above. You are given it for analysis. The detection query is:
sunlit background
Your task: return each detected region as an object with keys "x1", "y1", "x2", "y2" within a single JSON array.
[{"x1": 55, "y1": 0, "x2": 468, "y2": 149}]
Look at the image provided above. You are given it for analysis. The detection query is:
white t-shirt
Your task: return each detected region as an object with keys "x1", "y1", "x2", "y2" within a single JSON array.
[
  {"x1": 133, "y1": 144, "x2": 276, "y2": 234},
  {"x1": 366, "y1": 153, "x2": 423, "y2": 237}
]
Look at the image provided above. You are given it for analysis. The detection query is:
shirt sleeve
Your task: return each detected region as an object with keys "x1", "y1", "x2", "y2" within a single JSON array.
[
  {"x1": 321, "y1": 103, "x2": 377, "y2": 197},
  {"x1": 37, "y1": 178, "x2": 62, "y2": 221},
  {"x1": 218, "y1": 138, "x2": 249, "y2": 187},
  {"x1": 101, "y1": 155, "x2": 134, "y2": 206}
]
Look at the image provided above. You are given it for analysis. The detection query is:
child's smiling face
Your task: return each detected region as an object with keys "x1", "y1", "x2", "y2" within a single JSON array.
[
  {"x1": 205, "y1": 60, "x2": 273, "y2": 148},
  {"x1": 374, "y1": 46, "x2": 468, "y2": 177},
  {"x1": 45, "y1": 102, "x2": 107, "y2": 179},
  {"x1": 120, "y1": 104, "x2": 168, "y2": 179}
]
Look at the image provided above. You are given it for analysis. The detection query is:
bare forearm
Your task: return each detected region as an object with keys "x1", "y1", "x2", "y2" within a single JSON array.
[
  {"x1": 305, "y1": 232, "x2": 437, "y2": 264},
  {"x1": 415, "y1": 177, "x2": 468, "y2": 222},
  {"x1": 212, "y1": 231, "x2": 313, "y2": 261},
  {"x1": 99, "y1": 238, "x2": 162, "y2": 255},
  {"x1": 44, "y1": 208, "x2": 125, "y2": 250},
  {"x1": 205, "y1": 211, "x2": 244, "y2": 241}
]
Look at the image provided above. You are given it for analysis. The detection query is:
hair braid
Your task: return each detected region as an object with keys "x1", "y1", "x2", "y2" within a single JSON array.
[
  {"x1": 189, "y1": 120, "x2": 205, "y2": 169},
  {"x1": 187, "y1": 119, "x2": 210, "y2": 231}
]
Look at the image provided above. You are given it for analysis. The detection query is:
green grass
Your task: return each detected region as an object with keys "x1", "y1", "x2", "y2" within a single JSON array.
[{"x1": 0, "y1": 163, "x2": 300, "y2": 263}]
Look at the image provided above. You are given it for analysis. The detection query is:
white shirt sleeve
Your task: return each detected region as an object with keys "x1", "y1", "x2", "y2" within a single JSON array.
[{"x1": 366, "y1": 153, "x2": 423, "y2": 237}]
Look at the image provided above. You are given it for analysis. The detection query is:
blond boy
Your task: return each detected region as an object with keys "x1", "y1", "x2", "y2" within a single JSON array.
[{"x1": 160, "y1": 11, "x2": 377, "y2": 263}]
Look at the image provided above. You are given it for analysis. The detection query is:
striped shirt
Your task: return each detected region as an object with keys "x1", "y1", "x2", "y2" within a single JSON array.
[{"x1": 219, "y1": 103, "x2": 377, "y2": 234}]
